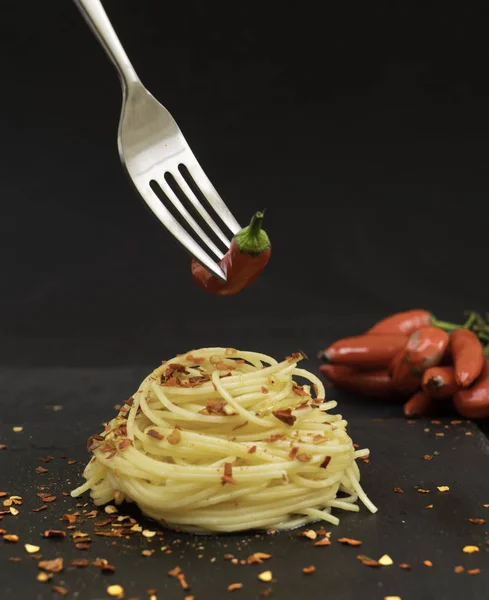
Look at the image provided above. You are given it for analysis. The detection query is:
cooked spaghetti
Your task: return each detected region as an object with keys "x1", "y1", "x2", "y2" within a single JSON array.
[{"x1": 72, "y1": 348, "x2": 377, "y2": 532}]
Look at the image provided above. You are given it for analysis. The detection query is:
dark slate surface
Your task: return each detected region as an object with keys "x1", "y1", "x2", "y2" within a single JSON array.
[{"x1": 1, "y1": 367, "x2": 489, "y2": 600}]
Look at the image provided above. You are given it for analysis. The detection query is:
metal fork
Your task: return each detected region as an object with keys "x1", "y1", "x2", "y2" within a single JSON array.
[{"x1": 74, "y1": 0, "x2": 241, "y2": 281}]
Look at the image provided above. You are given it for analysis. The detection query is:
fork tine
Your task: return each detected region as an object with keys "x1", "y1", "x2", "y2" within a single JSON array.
[
  {"x1": 157, "y1": 179, "x2": 225, "y2": 260},
  {"x1": 184, "y1": 158, "x2": 242, "y2": 235},
  {"x1": 171, "y1": 170, "x2": 232, "y2": 249},
  {"x1": 137, "y1": 181, "x2": 227, "y2": 281}
]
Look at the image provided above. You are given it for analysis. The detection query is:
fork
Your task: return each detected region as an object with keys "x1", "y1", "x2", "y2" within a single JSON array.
[{"x1": 74, "y1": 0, "x2": 242, "y2": 281}]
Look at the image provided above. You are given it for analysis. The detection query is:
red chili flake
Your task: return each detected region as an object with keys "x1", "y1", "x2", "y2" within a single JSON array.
[
  {"x1": 272, "y1": 409, "x2": 296, "y2": 426},
  {"x1": 399, "y1": 563, "x2": 411, "y2": 570},
  {"x1": 302, "y1": 565, "x2": 316, "y2": 574},
  {"x1": 94, "y1": 518, "x2": 111, "y2": 527},
  {"x1": 292, "y1": 385, "x2": 308, "y2": 397},
  {"x1": 468, "y1": 569, "x2": 481, "y2": 576},
  {"x1": 360, "y1": 558, "x2": 381, "y2": 568},
  {"x1": 147, "y1": 429, "x2": 164, "y2": 440},
  {"x1": 37, "y1": 493, "x2": 56, "y2": 503},
  {"x1": 221, "y1": 463, "x2": 237, "y2": 486},
  {"x1": 43, "y1": 530, "x2": 66, "y2": 538},
  {"x1": 313, "y1": 435, "x2": 327, "y2": 445},
  {"x1": 314, "y1": 538, "x2": 331, "y2": 547},
  {"x1": 424, "y1": 454, "x2": 433, "y2": 461},
  {"x1": 0, "y1": 492, "x2": 7, "y2": 498},
  {"x1": 177, "y1": 573, "x2": 190, "y2": 590},
  {"x1": 39, "y1": 456, "x2": 55, "y2": 463},
  {"x1": 393, "y1": 487, "x2": 404, "y2": 493},
  {"x1": 227, "y1": 583, "x2": 243, "y2": 591},
  {"x1": 425, "y1": 504, "x2": 434, "y2": 509},
  {"x1": 187, "y1": 355, "x2": 205, "y2": 364},
  {"x1": 248, "y1": 446, "x2": 257, "y2": 454},
  {"x1": 75, "y1": 543, "x2": 91, "y2": 550},
  {"x1": 423, "y1": 560, "x2": 433, "y2": 567},
  {"x1": 205, "y1": 400, "x2": 227, "y2": 415},
  {"x1": 8, "y1": 557, "x2": 22, "y2": 562},
  {"x1": 312, "y1": 398, "x2": 324, "y2": 405},
  {"x1": 289, "y1": 447, "x2": 299, "y2": 460},
  {"x1": 216, "y1": 362, "x2": 236, "y2": 371},
  {"x1": 52, "y1": 585, "x2": 68, "y2": 596},
  {"x1": 168, "y1": 566, "x2": 182, "y2": 577},
  {"x1": 118, "y1": 439, "x2": 132, "y2": 451},
  {"x1": 261, "y1": 386, "x2": 269, "y2": 394},
  {"x1": 337, "y1": 538, "x2": 362, "y2": 547},
  {"x1": 265, "y1": 434, "x2": 285, "y2": 443},
  {"x1": 67, "y1": 460, "x2": 77, "y2": 465},
  {"x1": 320, "y1": 456, "x2": 332, "y2": 469},
  {"x1": 71, "y1": 558, "x2": 89, "y2": 567},
  {"x1": 296, "y1": 452, "x2": 311, "y2": 463},
  {"x1": 3, "y1": 534, "x2": 19, "y2": 542},
  {"x1": 0, "y1": 445, "x2": 7, "y2": 450},
  {"x1": 295, "y1": 400, "x2": 309, "y2": 410},
  {"x1": 417, "y1": 488, "x2": 430, "y2": 493},
  {"x1": 232, "y1": 421, "x2": 249, "y2": 431},
  {"x1": 469, "y1": 518, "x2": 486, "y2": 525},
  {"x1": 35, "y1": 466, "x2": 48, "y2": 475},
  {"x1": 287, "y1": 351, "x2": 306, "y2": 363},
  {"x1": 39, "y1": 558, "x2": 63, "y2": 573},
  {"x1": 32, "y1": 505, "x2": 48, "y2": 513},
  {"x1": 454, "y1": 566, "x2": 465, "y2": 574},
  {"x1": 85, "y1": 510, "x2": 98, "y2": 519}
]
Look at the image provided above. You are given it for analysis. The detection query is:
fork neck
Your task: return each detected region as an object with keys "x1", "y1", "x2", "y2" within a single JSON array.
[{"x1": 74, "y1": 0, "x2": 141, "y2": 92}]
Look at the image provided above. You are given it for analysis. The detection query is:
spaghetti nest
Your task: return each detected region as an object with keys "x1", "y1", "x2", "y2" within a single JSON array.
[{"x1": 72, "y1": 348, "x2": 377, "y2": 533}]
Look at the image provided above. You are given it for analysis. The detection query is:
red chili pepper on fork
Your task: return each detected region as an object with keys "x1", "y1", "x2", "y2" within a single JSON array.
[{"x1": 191, "y1": 211, "x2": 271, "y2": 296}]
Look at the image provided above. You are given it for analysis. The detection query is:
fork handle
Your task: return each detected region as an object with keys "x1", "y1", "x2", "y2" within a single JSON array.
[{"x1": 74, "y1": 0, "x2": 140, "y2": 90}]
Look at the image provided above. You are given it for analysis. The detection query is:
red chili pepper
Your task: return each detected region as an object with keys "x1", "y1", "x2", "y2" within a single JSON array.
[
  {"x1": 368, "y1": 309, "x2": 433, "y2": 335},
  {"x1": 389, "y1": 350, "x2": 421, "y2": 395},
  {"x1": 453, "y1": 361, "x2": 489, "y2": 419},
  {"x1": 403, "y1": 390, "x2": 435, "y2": 418},
  {"x1": 319, "y1": 364, "x2": 397, "y2": 398},
  {"x1": 318, "y1": 334, "x2": 408, "y2": 370},
  {"x1": 391, "y1": 326, "x2": 449, "y2": 394},
  {"x1": 421, "y1": 366, "x2": 459, "y2": 399},
  {"x1": 191, "y1": 212, "x2": 271, "y2": 295},
  {"x1": 450, "y1": 329, "x2": 485, "y2": 388}
]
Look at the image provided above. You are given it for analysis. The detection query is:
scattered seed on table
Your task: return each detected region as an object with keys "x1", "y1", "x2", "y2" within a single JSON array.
[{"x1": 107, "y1": 584, "x2": 124, "y2": 597}]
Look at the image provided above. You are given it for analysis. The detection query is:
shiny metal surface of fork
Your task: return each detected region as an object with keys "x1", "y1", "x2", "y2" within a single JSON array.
[{"x1": 74, "y1": 0, "x2": 241, "y2": 281}]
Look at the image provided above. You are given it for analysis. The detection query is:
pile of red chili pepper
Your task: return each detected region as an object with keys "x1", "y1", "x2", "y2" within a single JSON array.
[{"x1": 318, "y1": 309, "x2": 489, "y2": 419}]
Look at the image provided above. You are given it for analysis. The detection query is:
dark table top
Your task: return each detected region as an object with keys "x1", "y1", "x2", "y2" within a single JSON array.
[{"x1": 1, "y1": 365, "x2": 489, "y2": 600}]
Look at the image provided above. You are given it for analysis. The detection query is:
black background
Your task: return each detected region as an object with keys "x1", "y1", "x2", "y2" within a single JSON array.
[
  {"x1": 2, "y1": 4, "x2": 489, "y2": 599},
  {"x1": 3, "y1": 0, "x2": 489, "y2": 367}
]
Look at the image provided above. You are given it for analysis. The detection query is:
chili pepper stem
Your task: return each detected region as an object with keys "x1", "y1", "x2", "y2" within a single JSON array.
[
  {"x1": 233, "y1": 211, "x2": 271, "y2": 255},
  {"x1": 431, "y1": 318, "x2": 462, "y2": 332}
]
